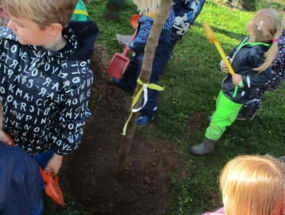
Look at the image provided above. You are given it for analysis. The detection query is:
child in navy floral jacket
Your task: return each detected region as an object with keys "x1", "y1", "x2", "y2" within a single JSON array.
[
  {"x1": 191, "y1": 9, "x2": 282, "y2": 155},
  {"x1": 113, "y1": 4, "x2": 175, "y2": 125},
  {"x1": 237, "y1": 30, "x2": 285, "y2": 120}
]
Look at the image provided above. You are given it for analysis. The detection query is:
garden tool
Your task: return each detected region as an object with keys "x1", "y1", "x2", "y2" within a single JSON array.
[
  {"x1": 108, "y1": 14, "x2": 141, "y2": 79},
  {"x1": 3, "y1": 134, "x2": 65, "y2": 206},
  {"x1": 108, "y1": 30, "x2": 137, "y2": 79},
  {"x1": 115, "y1": 14, "x2": 141, "y2": 47},
  {"x1": 131, "y1": 14, "x2": 141, "y2": 28},
  {"x1": 203, "y1": 22, "x2": 239, "y2": 97},
  {"x1": 39, "y1": 168, "x2": 65, "y2": 207}
]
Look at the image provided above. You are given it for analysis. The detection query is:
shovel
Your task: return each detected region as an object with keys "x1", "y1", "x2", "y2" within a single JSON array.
[
  {"x1": 107, "y1": 31, "x2": 137, "y2": 79},
  {"x1": 39, "y1": 168, "x2": 65, "y2": 207},
  {"x1": 108, "y1": 14, "x2": 140, "y2": 79}
]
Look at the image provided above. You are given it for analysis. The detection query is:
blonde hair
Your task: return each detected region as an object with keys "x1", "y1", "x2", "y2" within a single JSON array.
[
  {"x1": 251, "y1": 9, "x2": 283, "y2": 72},
  {"x1": 2, "y1": 0, "x2": 77, "y2": 29},
  {"x1": 133, "y1": 0, "x2": 161, "y2": 14},
  {"x1": 220, "y1": 155, "x2": 285, "y2": 215}
]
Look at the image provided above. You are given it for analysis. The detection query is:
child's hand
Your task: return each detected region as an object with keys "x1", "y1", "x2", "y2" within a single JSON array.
[
  {"x1": 220, "y1": 60, "x2": 229, "y2": 73},
  {"x1": 232, "y1": 74, "x2": 242, "y2": 85},
  {"x1": 0, "y1": 130, "x2": 14, "y2": 146},
  {"x1": 45, "y1": 154, "x2": 63, "y2": 175}
]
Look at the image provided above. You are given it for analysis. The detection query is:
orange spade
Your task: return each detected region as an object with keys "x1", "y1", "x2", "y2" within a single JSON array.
[{"x1": 39, "y1": 168, "x2": 65, "y2": 207}]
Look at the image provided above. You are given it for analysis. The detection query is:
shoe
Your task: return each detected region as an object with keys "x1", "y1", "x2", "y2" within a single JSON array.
[
  {"x1": 136, "y1": 115, "x2": 152, "y2": 126},
  {"x1": 236, "y1": 108, "x2": 258, "y2": 121},
  {"x1": 111, "y1": 78, "x2": 134, "y2": 92},
  {"x1": 111, "y1": 78, "x2": 122, "y2": 85},
  {"x1": 116, "y1": 34, "x2": 132, "y2": 47},
  {"x1": 208, "y1": 115, "x2": 212, "y2": 122},
  {"x1": 111, "y1": 78, "x2": 125, "y2": 88},
  {"x1": 191, "y1": 138, "x2": 216, "y2": 155},
  {"x1": 236, "y1": 113, "x2": 247, "y2": 120}
]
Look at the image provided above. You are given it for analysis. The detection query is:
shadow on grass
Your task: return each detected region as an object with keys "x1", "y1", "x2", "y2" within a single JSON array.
[{"x1": 195, "y1": 22, "x2": 246, "y2": 41}]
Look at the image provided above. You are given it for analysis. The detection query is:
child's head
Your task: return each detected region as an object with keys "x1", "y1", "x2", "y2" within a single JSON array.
[
  {"x1": 248, "y1": 8, "x2": 282, "y2": 42},
  {"x1": 133, "y1": 0, "x2": 160, "y2": 14},
  {"x1": 247, "y1": 9, "x2": 283, "y2": 72},
  {"x1": 220, "y1": 155, "x2": 285, "y2": 215},
  {"x1": 2, "y1": 0, "x2": 77, "y2": 29},
  {"x1": 2, "y1": 0, "x2": 77, "y2": 47}
]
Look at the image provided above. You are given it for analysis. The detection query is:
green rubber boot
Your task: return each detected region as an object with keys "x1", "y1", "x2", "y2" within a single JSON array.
[{"x1": 191, "y1": 138, "x2": 216, "y2": 155}]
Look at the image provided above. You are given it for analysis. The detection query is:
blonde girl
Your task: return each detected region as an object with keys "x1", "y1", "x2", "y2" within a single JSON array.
[
  {"x1": 191, "y1": 9, "x2": 283, "y2": 155},
  {"x1": 203, "y1": 155, "x2": 285, "y2": 215}
]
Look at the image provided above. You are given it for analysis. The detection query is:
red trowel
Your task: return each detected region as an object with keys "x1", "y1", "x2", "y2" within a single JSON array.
[
  {"x1": 107, "y1": 14, "x2": 141, "y2": 79},
  {"x1": 107, "y1": 31, "x2": 137, "y2": 79}
]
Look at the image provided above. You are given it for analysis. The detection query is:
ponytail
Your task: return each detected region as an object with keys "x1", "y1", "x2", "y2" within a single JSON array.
[
  {"x1": 254, "y1": 31, "x2": 282, "y2": 73},
  {"x1": 251, "y1": 9, "x2": 283, "y2": 73}
]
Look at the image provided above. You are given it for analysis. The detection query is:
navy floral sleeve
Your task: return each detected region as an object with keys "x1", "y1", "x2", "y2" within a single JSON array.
[{"x1": 262, "y1": 30, "x2": 285, "y2": 91}]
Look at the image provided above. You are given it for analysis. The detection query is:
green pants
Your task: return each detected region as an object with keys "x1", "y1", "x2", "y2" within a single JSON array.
[
  {"x1": 72, "y1": 0, "x2": 89, "y2": 21},
  {"x1": 205, "y1": 91, "x2": 242, "y2": 141}
]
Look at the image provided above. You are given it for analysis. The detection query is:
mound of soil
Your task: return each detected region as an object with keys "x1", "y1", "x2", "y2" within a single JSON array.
[{"x1": 64, "y1": 45, "x2": 180, "y2": 215}]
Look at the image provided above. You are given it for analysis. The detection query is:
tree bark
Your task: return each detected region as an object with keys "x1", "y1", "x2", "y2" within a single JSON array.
[{"x1": 116, "y1": 0, "x2": 173, "y2": 175}]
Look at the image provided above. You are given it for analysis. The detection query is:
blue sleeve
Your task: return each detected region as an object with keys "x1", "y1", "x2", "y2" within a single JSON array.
[
  {"x1": 50, "y1": 62, "x2": 94, "y2": 155},
  {"x1": 129, "y1": 16, "x2": 153, "y2": 53},
  {"x1": 173, "y1": 0, "x2": 206, "y2": 36},
  {"x1": 184, "y1": 0, "x2": 206, "y2": 24}
]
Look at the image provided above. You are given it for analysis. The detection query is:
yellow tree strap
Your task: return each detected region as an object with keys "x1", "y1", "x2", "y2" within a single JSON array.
[
  {"x1": 146, "y1": 13, "x2": 158, "y2": 19},
  {"x1": 73, "y1": 9, "x2": 89, "y2": 17},
  {"x1": 122, "y1": 79, "x2": 164, "y2": 135}
]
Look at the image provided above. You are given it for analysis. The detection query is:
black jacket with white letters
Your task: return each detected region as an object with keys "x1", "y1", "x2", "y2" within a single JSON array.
[{"x1": 0, "y1": 20, "x2": 99, "y2": 156}]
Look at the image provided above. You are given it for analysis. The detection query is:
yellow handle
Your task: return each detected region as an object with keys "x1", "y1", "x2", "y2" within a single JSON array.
[
  {"x1": 203, "y1": 22, "x2": 235, "y2": 76},
  {"x1": 214, "y1": 41, "x2": 235, "y2": 76},
  {"x1": 203, "y1": 22, "x2": 239, "y2": 97}
]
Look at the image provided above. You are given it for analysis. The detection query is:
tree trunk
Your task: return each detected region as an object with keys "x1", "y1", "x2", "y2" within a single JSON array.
[{"x1": 116, "y1": 0, "x2": 173, "y2": 175}]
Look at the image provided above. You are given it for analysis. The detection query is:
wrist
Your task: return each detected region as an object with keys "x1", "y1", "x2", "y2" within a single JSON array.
[{"x1": 53, "y1": 153, "x2": 63, "y2": 160}]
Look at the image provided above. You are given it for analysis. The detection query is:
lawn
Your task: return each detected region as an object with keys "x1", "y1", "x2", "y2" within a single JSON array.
[{"x1": 52, "y1": 0, "x2": 285, "y2": 214}]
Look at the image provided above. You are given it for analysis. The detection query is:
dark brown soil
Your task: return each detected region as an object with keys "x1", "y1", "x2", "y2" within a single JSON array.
[{"x1": 63, "y1": 45, "x2": 180, "y2": 215}]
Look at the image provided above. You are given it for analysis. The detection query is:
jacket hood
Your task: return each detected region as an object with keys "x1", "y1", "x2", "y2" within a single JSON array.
[{"x1": 67, "y1": 20, "x2": 99, "y2": 60}]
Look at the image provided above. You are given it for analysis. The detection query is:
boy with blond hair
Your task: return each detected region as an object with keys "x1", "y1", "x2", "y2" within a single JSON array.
[{"x1": 0, "y1": 0, "x2": 98, "y2": 177}]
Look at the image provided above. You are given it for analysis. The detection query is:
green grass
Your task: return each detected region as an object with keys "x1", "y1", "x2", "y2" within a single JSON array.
[
  {"x1": 52, "y1": 0, "x2": 285, "y2": 214},
  {"x1": 157, "y1": 1, "x2": 285, "y2": 214}
]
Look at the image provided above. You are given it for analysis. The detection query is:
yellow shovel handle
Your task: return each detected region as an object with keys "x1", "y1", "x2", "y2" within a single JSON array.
[{"x1": 214, "y1": 41, "x2": 235, "y2": 76}]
